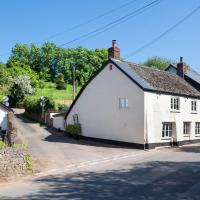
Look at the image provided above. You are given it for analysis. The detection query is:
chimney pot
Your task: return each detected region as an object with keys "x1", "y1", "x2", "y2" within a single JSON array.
[
  {"x1": 108, "y1": 40, "x2": 120, "y2": 60},
  {"x1": 177, "y1": 56, "x2": 187, "y2": 78},
  {"x1": 112, "y1": 40, "x2": 116, "y2": 47}
]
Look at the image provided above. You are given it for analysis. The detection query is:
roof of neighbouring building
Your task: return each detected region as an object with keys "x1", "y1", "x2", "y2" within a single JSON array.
[
  {"x1": 166, "y1": 64, "x2": 200, "y2": 85},
  {"x1": 53, "y1": 110, "x2": 68, "y2": 117}
]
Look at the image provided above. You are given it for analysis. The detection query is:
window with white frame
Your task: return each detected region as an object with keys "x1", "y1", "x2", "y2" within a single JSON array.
[
  {"x1": 183, "y1": 122, "x2": 190, "y2": 135},
  {"x1": 170, "y1": 97, "x2": 180, "y2": 110},
  {"x1": 191, "y1": 100, "x2": 197, "y2": 112},
  {"x1": 162, "y1": 123, "x2": 172, "y2": 138},
  {"x1": 119, "y1": 98, "x2": 128, "y2": 109},
  {"x1": 195, "y1": 122, "x2": 200, "y2": 135}
]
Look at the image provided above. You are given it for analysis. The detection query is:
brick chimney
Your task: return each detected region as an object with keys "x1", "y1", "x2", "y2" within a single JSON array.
[
  {"x1": 177, "y1": 57, "x2": 187, "y2": 78},
  {"x1": 108, "y1": 40, "x2": 120, "y2": 60}
]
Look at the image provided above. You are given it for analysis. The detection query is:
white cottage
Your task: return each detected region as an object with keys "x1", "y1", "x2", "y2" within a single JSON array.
[
  {"x1": 53, "y1": 112, "x2": 66, "y2": 131},
  {"x1": 0, "y1": 103, "x2": 13, "y2": 132},
  {"x1": 65, "y1": 40, "x2": 200, "y2": 149}
]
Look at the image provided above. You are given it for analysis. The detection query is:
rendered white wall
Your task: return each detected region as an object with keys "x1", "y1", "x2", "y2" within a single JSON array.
[
  {"x1": 0, "y1": 108, "x2": 7, "y2": 130},
  {"x1": 53, "y1": 116, "x2": 65, "y2": 130},
  {"x1": 144, "y1": 92, "x2": 200, "y2": 144},
  {"x1": 66, "y1": 63, "x2": 145, "y2": 144}
]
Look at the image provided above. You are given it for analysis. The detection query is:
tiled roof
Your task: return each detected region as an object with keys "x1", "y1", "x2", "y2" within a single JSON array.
[
  {"x1": 167, "y1": 64, "x2": 200, "y2": 84},
  {"x1": 64, "y1": 58, "x2": 200, "y2": 120},
  {"x1": 111, "y1": 58, "x2": 200, "y2": 98}
]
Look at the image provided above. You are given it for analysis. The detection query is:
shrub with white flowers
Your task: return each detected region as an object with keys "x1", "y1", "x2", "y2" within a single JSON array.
[{"x1": 10, "y1": 75, "x2": 34, "y2": 105}]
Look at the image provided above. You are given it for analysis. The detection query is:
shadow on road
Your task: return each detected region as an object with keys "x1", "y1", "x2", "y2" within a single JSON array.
[
  {"x1": 2, "y1": 161, "x2": 200, "y2": 200},
  {"x1": 175, "y1": 145, "x2": 200, "y2": 154},
  {"x1": 15, "y1": 113, "x2": 41, "y2": 125},
  {"x1": 15, "y1": 112, "x2": 130, "y2": 149},
  {"x1": 44, "y1": 127, "x2": 131, "y2": 149}
]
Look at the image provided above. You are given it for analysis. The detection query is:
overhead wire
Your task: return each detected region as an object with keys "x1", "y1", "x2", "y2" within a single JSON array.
[
  {"x1": 37, "y1": 0, "x2": 139, "y2": 44},
  {"x1": 59, "y1": 0, "x2": 163, "y2": 48},
  {"x1": 125, "y1": 4, "x2": 200, "y2": 59}
]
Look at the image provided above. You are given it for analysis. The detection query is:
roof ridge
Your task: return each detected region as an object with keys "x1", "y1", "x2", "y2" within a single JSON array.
[{"x1": 124, "y1": 60, "x2": 183, "y2": 77}]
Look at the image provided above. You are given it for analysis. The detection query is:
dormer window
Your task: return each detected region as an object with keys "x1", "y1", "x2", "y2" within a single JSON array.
[
  {"x1": 171, "y1": 97, "x2": 180, "y2": 111},
  {"x1": 191, "y1": 100, "x2": 197, "y2": 112}
]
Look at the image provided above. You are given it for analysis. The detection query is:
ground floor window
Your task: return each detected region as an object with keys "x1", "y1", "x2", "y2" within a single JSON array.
[
  {"x1": 195, "y1": 122, "x2": 200, "y2": 135},
  {"x1": 162, "y1": 123, "x2": 172, "y2": 138},
  {"x1": 183, "y1": 122, "x2": 191, "y2": 136}
]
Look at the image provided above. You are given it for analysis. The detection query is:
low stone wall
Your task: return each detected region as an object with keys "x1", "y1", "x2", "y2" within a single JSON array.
[{"x1": 0, "y1": 147, "x2": 27, "y2": 181}]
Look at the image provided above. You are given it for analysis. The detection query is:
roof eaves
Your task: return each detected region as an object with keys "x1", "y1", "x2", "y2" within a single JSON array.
[
  {"x1": 109, "y1": 58, "x2": 154, "y2": 91},
  {"x1": 64, "y1": 59, "x2": 111, "y2": 120},
  {"x1": 0, "y1": 103, "x2": 13, "y2": 112}
]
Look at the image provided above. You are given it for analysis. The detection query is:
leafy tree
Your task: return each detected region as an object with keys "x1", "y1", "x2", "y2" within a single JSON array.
[
  {"x1": 6, "y1": 60, "x2": 39, "y2": 87},
  {"x1": 8, "y1": 43, "x2": 30, "y2": 66},
  {"x1": 143, "y1": 56, "x2": 175, "y2": 70},
  {"x1": 0, "y1": 63, "x2": 10, "y2": 97},
  {"x1": 58, "y1": 47, "x2": 107, "y2": 86},
  {"x1": 55, "y1": 73, "x2": 66, "y2": 90},
  {"x1": 6, "y1": 43, "x2": 108, "y2": 86},
  {"x1": 9, "y1": 75, "x2": 34, "y2": 106}
]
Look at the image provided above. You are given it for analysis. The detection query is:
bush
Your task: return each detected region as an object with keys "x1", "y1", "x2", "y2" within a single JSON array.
[
  {"x1": 65, "y1": 124, "x2": 82, "y2": 136},
  {"x1": 24, "y1": 95, "x2": 56, "y2": 114},
  {"x1": 58, "y1": 104, "x2": 68, "y2": 111},
  {"x1": 9, "y1": 75, "x2": 34, "y2": 107},
  {"x1": 55, "y1": 73, "x2": 66, "y2": 90}
]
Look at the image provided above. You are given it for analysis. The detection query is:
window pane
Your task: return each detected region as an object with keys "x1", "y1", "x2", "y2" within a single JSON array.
[
  {"x1": 125, "y1": 99, "x2": 128, "y2": 108},
  {"x1": 162, "y1": 123, "x2": 172, "y2": 138},
  {"x1": 171, "y1": 97, "x2": 179, "y2": 110},
  {"x1": 183, "y1": 122, "x2": 190, "y2": 135},
  {"x1": 195, "y1": 122, "x2": 200, "y2": 135}
]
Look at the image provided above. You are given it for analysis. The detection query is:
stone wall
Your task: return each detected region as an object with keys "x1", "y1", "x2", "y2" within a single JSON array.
[{"x1": 0, "y1": 147, "x2": 27, "y2": 181}]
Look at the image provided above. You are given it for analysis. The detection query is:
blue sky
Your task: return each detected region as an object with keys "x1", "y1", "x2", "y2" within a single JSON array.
[{"x1": 1, "y1": 0, "x2": 200, "y2": 70}]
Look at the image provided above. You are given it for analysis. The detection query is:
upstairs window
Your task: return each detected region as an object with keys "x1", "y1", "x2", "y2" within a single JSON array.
[
  {"x1": 119, "y1": 98, "x2": 128, "y2": 109},
  {"x1": 183, "y1": 122, "x2": 190, "y2": 136},
  {"x1": 171, "y1": 97, "x2": 180, "y2": 111},
  {"x1": 195, "y1": 122, "x2": 200, "y2": 135},
  {"x1": 191, "y1": 100, "x2": 197, "y2": 112},
  {"x1": 162, "y1": 123, "x2": 172, "y2": 138}
]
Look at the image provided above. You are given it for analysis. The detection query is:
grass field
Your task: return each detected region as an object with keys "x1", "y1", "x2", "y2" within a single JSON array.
[{"x1": 35, "y1": 83, "x2": 80, "y2": 101}]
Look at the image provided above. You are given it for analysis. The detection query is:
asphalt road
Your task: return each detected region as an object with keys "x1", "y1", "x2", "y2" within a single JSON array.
[
  {"x1": 13, "y1": 109, "x2": 136, "y2": 172},
  {"x1": 1, "y1": 110, "x2": 200, "y2": 200}
]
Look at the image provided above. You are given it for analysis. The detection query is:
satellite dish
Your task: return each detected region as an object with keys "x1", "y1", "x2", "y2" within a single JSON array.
[
  {"x1": 40, "y1": 96, "x2": 45, "y2": 101},
  {"x1": 3, "y1": 96, "x2": 9, "y2": 102}
]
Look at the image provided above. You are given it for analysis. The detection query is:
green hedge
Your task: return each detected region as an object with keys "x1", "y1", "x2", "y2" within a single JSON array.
[
  {"x1": 65, "y1": 124, "x2": 82, "y2": 135},
  {"x1": 24, "y1": 96, "x2": 56, "y2": 114}
]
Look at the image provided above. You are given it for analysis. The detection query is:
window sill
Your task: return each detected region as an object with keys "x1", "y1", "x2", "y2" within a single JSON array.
[
  {"x1": 191, "y1": 112, "x2": 198, "y2": 114},
  {"x1": 170, "y1": 110, "x2": 180, "y2": 113},
  {"x1": 161, "y1": 137, "x2": 172, "y2": 140},
  {"x1": 183, "y1": 135, "x2": 190, "y2": 137},
  {"x1": 195, "y1": 135, "x2": 200, "y2": 137}
]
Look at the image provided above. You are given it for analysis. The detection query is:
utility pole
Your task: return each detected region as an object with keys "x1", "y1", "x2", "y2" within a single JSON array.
[{"x1": 73, "y1": 63, "x2": 76, "y2": 100}]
